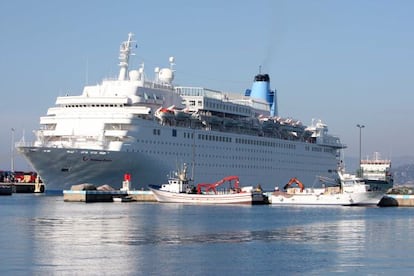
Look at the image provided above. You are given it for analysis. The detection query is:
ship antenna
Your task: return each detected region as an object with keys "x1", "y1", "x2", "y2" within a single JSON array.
[
  {"x1": 118, "y1": 33, "x2": 135, "y2": 81},
  {"x1": 169, "y1": 56, "x2": 175, "y2": 71},
  {"x1": 259, "y1": 65, "x2": 262, "y2": 74}
]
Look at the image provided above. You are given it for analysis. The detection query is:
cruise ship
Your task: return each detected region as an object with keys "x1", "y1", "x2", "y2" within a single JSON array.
[{"x1": 17, "y1": 33, "x2": 345, "y2": 190}]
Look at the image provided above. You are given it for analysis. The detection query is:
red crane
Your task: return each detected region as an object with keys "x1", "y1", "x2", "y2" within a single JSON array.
[
  {"x1": 283, "y1": 177, "x2": 305, "y2": 192},
  {"x1": 197, "y1": 176, "x2": 240, "y2": 194}
]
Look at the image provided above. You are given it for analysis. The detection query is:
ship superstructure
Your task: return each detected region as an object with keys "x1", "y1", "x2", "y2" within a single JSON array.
[
  {"x1": 17, "y1": 33, "x2": 345, "y2": 190},
  {"x1": 360, "y1": 152, "x2": 393, "y2": 192}
]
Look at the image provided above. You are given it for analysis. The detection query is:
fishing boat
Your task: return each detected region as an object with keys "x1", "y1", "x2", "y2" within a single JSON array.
[
  {"x1": 149, "y1": 163, "x2": 268, "y2": 204},
  {"x1": 270, "y1": 170, "x2": 383, "y2": 206}
]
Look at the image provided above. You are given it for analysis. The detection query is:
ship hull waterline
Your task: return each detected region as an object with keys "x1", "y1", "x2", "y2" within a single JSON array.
[
  {"x1": 150, "y1": 188, "x2": 266, "y2": 204},
  {"x1": 270, "y1": 191, "x2": 383, "y2": 206},
  {"x1": 18, "y1": 143, "x2": 340, "y2": 192}
]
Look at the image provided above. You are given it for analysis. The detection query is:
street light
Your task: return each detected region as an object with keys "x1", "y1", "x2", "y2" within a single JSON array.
[{"x1": 356, "y1": 124, "x2": 365, "y2": 177}]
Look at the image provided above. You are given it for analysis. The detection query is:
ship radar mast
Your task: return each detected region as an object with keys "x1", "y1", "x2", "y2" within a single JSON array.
[
  {"x1": 118, "y1": 32, "x2": 135, "y2": 81},
  {"x1": 169, "y1": 56, "x2": 175, "y2": 71}
]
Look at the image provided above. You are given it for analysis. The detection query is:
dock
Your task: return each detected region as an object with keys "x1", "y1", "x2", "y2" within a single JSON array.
[
  {"x1": 378, "y1": 186, "x2": 414, "y2": 207},
  {"x1": 13, "y1": 182, "x2": 45, "y2": 193},
  {"x1": 63, "y1": 177, "x2": 156, "y2": 203},
  {"x1": 0, "y1": 182, "x2": 45, "y2": 194},
  {"x1": 378, "y1": 194, "x2": 414, "y2": 207},
  {"x1": 0, "y1": 171, "x2": 45, "y2": 193},
  {"x1": 0, "y1": 184, "x2": 13, "y2": 195},
  {"x1": 63, "y1": 190, "x2": 156, "y2": 202}
]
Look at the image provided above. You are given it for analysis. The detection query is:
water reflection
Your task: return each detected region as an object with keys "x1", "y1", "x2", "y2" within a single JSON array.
[
  {"x1": 4, "y1": 196, "x2": 414, "y2": 275},
  {"x1": 29, "y1": 204, "x2": 365, "y2": 273},
  {"x1": 29, "y1": 202, "x2": 141, "y2": 274},
  {"x1": 30, "y1": 207, "x2": 370, "y2": 246}
]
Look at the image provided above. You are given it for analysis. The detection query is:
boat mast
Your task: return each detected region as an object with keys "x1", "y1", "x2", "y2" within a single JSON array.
[
  {"x1": 118, "y1": 33, "x2": 134, "y2": 81},
  {"x1": 191, "y1": 128, "x2": 196, "y2": 181}
]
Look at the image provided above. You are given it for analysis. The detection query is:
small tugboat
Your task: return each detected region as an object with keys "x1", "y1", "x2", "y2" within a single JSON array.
[
  {"x1": 149, "y1": 164, "x2": 268, "y2": 204},
  {"x1": 270, "y1": 170, "x2": 383, "y2": 206}
]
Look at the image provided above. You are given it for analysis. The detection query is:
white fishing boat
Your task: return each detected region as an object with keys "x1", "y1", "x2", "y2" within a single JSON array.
[
  {"x1": 149, "y1": 164, "x2": 267, "y2": 204},
  {"x1": 270, "y1": 170, "x2": 383, "y2": 206}
]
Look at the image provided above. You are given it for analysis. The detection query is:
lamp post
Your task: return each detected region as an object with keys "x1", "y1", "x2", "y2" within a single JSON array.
[
  {"x1": 11, "y1": 128, "x2": 15, "y2": 172},
  {"x1": 356, "y1": 124, "x2": 365, "y2": 177}
]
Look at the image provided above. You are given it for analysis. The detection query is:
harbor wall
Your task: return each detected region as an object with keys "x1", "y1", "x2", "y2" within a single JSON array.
[
  {"x1": 378, "y1": 194, "x2": 414, "y2": 207},
  {"x1": 63, "y1": 190, "x2": 156, "y2": 202}
]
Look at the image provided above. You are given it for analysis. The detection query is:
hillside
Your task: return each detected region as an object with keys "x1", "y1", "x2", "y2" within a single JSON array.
[{"x1": 392, "y1": 164, "x2": 414, "y2": 185}]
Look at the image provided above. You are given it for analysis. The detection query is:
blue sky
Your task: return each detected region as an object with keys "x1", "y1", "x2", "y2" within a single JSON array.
[{"x1": 1, "y1": 0, "x2": 413, "y2": 170}]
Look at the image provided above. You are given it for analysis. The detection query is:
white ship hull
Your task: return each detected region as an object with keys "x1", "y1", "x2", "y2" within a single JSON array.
[
  {"x1": 270, "y1": 190, "x2": 382, "y2": 206},
  {"x1": 150, "y1": 188, "x2": 265, "y2": 204},
  {"x1": 18, "y1": 119, "x2": 340, "y2": 190}
]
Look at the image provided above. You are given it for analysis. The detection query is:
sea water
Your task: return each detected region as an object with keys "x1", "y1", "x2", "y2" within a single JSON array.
[{"x1": 1, "y1": 193, "x2": 413, "y2": 275}]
